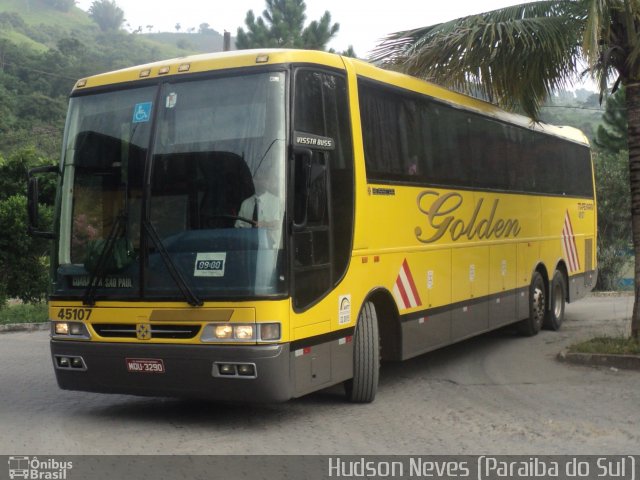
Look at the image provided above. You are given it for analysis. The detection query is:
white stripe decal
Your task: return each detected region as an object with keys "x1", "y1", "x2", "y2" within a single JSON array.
[
  {"x1": 393, "y1": 259, "x2": 422, "y2": 310},
  {"x1": 562, "y1": 210, "x2": 580, "y2": 273},
  {"x1": 398, "y1": 265, "x2": 417, "y2": 308}
]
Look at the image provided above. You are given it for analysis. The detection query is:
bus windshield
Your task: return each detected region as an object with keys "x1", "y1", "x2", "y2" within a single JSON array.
[{"x1": 56, "y1": 71, "x2": 287, "y2": 301}]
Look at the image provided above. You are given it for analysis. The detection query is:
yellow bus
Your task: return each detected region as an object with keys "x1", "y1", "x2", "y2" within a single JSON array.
[{"x1": 28, "y1": 49, "x2": 596, "y2": 403}]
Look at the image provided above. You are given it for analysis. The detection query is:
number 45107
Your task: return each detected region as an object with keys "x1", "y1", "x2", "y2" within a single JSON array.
[{"x1": 57, "y1": 308, "x2": 92, "y2": 321}]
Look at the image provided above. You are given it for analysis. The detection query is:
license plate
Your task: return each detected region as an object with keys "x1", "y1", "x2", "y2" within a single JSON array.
[{"x1": 126, "y1": 358, "x2": 165, "y2": 374}]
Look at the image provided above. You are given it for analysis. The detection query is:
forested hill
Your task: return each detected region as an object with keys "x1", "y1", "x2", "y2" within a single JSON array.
[
  {"x1": 0, "y1": 0, "x2": 603, "y2": 161},
  {"x1": 0, "y1": 0, "x2": 224, "y2": 158}
]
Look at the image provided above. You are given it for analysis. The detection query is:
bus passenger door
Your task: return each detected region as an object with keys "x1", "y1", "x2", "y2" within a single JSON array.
[{"x1": 290, "y1": 68, "x2": 355, "y2": 312}]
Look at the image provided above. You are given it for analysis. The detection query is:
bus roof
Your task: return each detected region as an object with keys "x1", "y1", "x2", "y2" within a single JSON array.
[
  {"x1": 73, "y1": 48, "x2": 589, "y2": 146},
  {"x1": 72, "y1": 49, "x2": 343, "y2": 91}
]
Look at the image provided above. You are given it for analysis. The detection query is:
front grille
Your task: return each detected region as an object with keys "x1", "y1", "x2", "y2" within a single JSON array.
[
  {"x1": 92, "y1": 324, "x2": 201, "y2": 339},
  {"x1": 93, "y1": 324, "x2": 136, "y2": 338}
]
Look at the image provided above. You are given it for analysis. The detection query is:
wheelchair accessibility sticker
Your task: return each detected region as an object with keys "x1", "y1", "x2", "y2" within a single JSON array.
[{"x1": 132, "y1": 102, "x2": 152, "y2": 123}]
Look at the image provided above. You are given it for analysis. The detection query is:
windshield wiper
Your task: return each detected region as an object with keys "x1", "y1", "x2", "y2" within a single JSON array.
[
  {"x1": 142, "y1": 220, "x2": 203, "y2": 307},
  {"x1": 82, "y1": 210, "x2": 127, "y2": 306}
]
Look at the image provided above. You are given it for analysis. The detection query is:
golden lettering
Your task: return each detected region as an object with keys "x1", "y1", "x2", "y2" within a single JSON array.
[
  {"x1": 415, "y1": 191, "x2": 521, "y2": 244},
  {"x1": 415, "y1": 191, "x2": 461, "y2": 243},
  {"x1": 492, "y1": 218, "x2": 506, "y2": 237}
]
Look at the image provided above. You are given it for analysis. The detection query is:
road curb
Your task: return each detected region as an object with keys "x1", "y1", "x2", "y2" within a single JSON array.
[
  {"x1": 557, "y1": 350, "x2": 640, "y2": 371},
  {"x1": 0, "y1": 322, "x2": 49, "y2": 334}
]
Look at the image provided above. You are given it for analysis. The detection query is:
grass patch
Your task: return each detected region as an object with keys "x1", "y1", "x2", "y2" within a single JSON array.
[
  {"x1": 0, "y1": 303, "x2": 48, "y2": 325},
  {"x1": 568, "y1": 336, "x2": 640, "y2": 355},
  {"x1": 0, "y1": 30, "x2": 48, "y2": 52},
  {"x1": 0, "y1": 0, "x2": 94, "y2": 29}
]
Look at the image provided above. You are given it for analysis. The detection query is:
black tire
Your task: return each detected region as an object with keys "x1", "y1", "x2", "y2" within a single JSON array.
[
  {"x1": 345, "y1": 301, "x2": 380, "y2": 403},
  {"x1": 518, "y1": 271, "x2": 545, "y2": 336},
  {"x1": 544, "y1": 270, "x2": 566, "y2": 330}
]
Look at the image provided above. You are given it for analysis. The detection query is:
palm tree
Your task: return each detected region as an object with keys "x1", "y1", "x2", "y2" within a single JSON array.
[
  {"x1": 371, "y1": 0, "x2": 640, "y2": 339},
  {"x1": 88, "y1": 0, "x2": 125, "y2": 32}
]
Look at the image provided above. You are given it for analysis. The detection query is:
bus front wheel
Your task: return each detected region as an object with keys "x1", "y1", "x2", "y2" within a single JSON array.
[
  {"x1": 344, "y1": 301, "x2": 380, "y2": 403},
  {"x1": 544, "y1": 270, "x2": 566, "y2": 330},
  {"x1": 518, "y1": 272, "x2": 545, "y2": 336}
]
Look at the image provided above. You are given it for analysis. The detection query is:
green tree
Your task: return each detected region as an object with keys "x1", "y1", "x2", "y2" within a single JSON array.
[
  {"x1": 594, "y1": 87, "x2": 631, "y2": 290},
  {"x1": 596, "y1": 87, "x2": 628, "y2": 153},
  {"x1": 236, "y1": 0, "x2": 339, "y2": 50},
  {"x1": 594, "y1": 150, "x2": 632, "y2": 290},
  {"x1": 0, "y1": 149, "x2": 56, "y2": 306},
  {"x1": 88, "y1": 0, "x2": 125, "y2": 32},
  {"x1": 372, "y1": 0, "x2": 640, "y2": 339}
]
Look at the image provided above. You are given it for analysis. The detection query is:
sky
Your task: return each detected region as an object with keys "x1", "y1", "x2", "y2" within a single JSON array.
[{"x1": 74, "y1": 0, "x2": 533, "y2": 57}]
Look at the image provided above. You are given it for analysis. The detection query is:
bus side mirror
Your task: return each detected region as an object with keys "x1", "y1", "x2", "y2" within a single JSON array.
[{"x1": 27, "y1": 165, "x2": 58, "y2": 239}]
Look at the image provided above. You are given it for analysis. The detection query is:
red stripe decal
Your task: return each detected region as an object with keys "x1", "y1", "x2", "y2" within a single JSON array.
[{"x1": 403, "y1": 260, "x2": 422, "y2": 306}]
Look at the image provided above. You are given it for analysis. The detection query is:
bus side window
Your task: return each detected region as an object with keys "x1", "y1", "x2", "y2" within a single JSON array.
[
  {"x1": 469, "y1": 117, "x2": 509, "y2": 190},
  {"x1": 426, "y1": 105, "x2": 471, "y2": 188}
]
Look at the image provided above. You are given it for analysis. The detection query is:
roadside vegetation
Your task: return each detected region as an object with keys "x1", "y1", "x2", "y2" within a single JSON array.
[
  {"x1": 569, "y1": 336, "x2": 640, "y2": 355},
  {"x1": 0, "y1": 303, "x2": 48, "y2": 325}
]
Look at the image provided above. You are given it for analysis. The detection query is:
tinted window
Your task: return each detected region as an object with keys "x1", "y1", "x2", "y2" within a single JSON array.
[
  {"x1": 358, "y1": 78, "x2": 593, "y2": 198},
  {"x1": 424, "y1": 104, "x2": 471, "y2": 187}
]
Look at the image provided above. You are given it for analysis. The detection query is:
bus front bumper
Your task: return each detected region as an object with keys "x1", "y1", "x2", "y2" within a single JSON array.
[{"x1": 50, "y1": 340, "x2": 293, "y2": 402}]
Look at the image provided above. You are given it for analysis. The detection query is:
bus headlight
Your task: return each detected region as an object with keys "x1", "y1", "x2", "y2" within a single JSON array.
[
  {"x1": 55, "y1": 322, "x2": 69, "y2": 335},
  {"x1": 209, "y1": 323, "x2": 255, "y2": 341},
  {"x1": 69, "y1": 323, "x2": 85, "y2": 335},
  {"x1": 214, "y1": 325, "x2": 233, "y2": 339},
  {"x1": 203, "y1": 323, "x2": 280, "y2": 343},
  {"x1": 52, "y1": 322, "x2": 91, "y2": 339},
  {"x1": 234, "y1": 325, "x2": 254, "y2": 340}
]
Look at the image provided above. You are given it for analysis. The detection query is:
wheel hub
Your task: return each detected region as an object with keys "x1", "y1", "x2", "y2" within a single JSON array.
[{"x1": 532, "y1": 287, "x2": 545, "y2": 327}]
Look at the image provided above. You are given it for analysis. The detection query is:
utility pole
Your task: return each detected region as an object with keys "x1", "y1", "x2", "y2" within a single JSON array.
[{"x1": 223, "y1": 31, "x2": 231, "y2": 51}]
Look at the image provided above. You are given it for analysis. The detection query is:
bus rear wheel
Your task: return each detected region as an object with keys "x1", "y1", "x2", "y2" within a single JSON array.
[
  {"x1": 544, "y1": 270, "x2": 566, "y2": 330},
  {"x1": 518, "y1": 271, "x2": 545, "y2": 336},
  {"x1": 344, "y1": 301, "x2": 380, "y2": 403}
]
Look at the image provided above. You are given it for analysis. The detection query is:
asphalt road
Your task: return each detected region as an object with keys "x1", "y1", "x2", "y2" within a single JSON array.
[{"x1": 0, "y1": 295, "x2": 637, "y2": 455}]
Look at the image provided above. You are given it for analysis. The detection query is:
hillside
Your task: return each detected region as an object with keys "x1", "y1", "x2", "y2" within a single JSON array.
[
  {"x1": 0, "y1": 0, "x2": 231, "y2": 159},
  {"x1": 1, "y1": 0, "x2": 93, "y2": 34},
  {"x1": 0, "y1": 0, "x2": 93, "y2": 50},
  {"x1": 0, "y1": 0, "x2": 225, "y2": 60}
]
